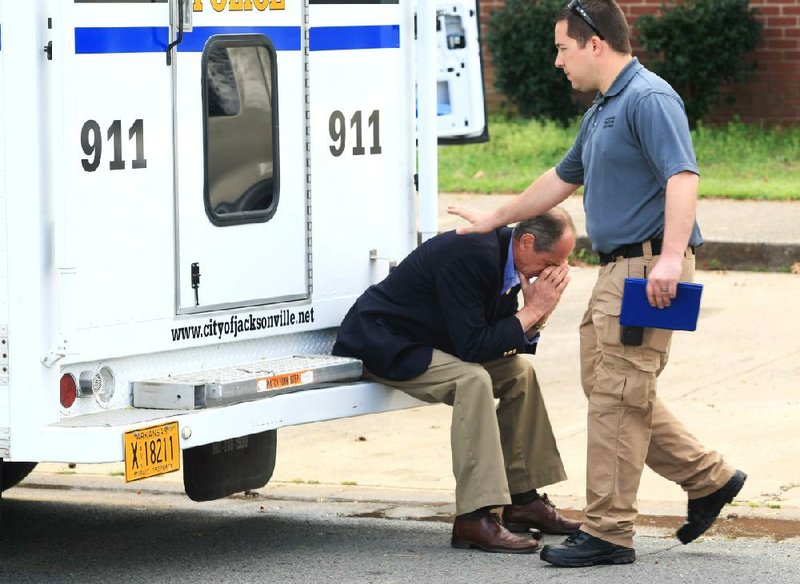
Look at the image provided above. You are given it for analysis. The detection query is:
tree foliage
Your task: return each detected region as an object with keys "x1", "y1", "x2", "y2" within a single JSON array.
[
  {"x1": 487, "y1": 0, "x2": 579, "y2": 125},
  {"x1": 638, "y1": 0, "x2": 762, "y2": 126}
]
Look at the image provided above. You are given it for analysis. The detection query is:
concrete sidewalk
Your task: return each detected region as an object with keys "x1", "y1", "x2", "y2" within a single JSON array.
[
  {"x1": 266, "y1": 267, "x2": 800, "y2": 520},
  {"x1": 264, "y1": 195, "x2": 800, "y2": 524}
]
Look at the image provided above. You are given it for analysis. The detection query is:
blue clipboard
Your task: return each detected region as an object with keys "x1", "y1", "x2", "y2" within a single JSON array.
[{"x1": 619, "y1": 278, "x2": 703, "y2": 331}]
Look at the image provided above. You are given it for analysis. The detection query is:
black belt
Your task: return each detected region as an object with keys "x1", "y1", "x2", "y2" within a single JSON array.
[{"x1": 598, "y1": 239, "x2": 695, "y2": 265}]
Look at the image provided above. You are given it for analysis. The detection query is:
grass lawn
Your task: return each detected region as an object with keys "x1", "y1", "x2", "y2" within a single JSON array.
[{"x1": 439, "y1": 117, "x2": 800, "y2": 200}]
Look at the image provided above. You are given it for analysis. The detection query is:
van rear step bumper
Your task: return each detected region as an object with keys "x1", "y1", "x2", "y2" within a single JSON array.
[{"x1": 132, "y1": 355, "x2": 362, "y2": 410}]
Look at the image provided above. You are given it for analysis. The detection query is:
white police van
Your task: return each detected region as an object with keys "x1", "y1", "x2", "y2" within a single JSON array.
[{"x1": 0, "y1": 0, "x2": 486, "y2": 501}]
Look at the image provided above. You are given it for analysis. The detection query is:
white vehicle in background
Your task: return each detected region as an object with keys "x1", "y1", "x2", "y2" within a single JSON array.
[{"x1": 0, "y1": 0, "x2": 486, "y2": 502}]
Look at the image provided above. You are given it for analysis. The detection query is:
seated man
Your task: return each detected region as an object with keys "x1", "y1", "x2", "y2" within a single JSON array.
[{"x1": 333, "y1": 208, "x2": 580, "y2": 553}]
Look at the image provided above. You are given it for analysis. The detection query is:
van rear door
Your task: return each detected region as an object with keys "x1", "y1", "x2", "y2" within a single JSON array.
[
  {"x1": 435, "y1": 0, "x2": 488, "y2": 144},
  {"x1": 172, "y1": 2, "x2": 308, "y2": 314}
]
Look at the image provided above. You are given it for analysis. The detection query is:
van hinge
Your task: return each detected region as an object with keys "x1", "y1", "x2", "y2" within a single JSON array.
[
  {"x1": 167, "y1": 0, "x2": 193, "y2": 65},
  {"x1": 0, "y1": 327, "x2": 8, "y2": 384},
  {"x1": 303, "y1": 6, "x2": 313, "y2": 295},
  {"x1": 41, "y1": 339, "x2": 71, "y2": 368},
  {"x1": 43, "y1": 18, "x2": 53, "y2": 61}
]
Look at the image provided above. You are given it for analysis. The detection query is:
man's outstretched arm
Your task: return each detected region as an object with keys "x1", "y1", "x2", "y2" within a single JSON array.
[{"x1": 447, "y1": 168, "x2": 580, "y2": 234}]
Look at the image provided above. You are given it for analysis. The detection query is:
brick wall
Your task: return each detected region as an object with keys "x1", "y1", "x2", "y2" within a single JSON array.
[
  {"x1": 479, "y1": 0, "x2": 800, "y2": 124},
  {"x1": 478, "y1": 0, "x2": 509, "y2": 112}
]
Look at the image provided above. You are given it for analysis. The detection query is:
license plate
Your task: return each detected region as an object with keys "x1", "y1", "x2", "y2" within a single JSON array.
[{"x1": 124, "y1": 422, "x2": 181, "y2": 482}]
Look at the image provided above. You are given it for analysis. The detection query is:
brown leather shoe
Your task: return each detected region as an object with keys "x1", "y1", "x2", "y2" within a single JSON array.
[
  {"x1": 502, "y1": 494, "x2": 582, "y2": 535},
  {"x1": 451, "y1": 514, "x2": 540, "y2": 554}
]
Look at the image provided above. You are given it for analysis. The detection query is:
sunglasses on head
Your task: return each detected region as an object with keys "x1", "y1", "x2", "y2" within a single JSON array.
[{"x1": 567, "y1": 0, "x2": 605, "y2": 40}]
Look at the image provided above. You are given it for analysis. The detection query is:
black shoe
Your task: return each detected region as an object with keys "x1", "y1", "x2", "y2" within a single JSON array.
[
  {"x1": 676, "y1": 469, "x2": 747, "y2": 544},
  {"x1": 540, "y1": 531, "x2": 635, "y2": 567}
]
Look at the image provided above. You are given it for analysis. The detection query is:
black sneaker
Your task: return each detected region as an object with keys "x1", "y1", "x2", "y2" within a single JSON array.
[
  {"x1": 677, "y1": 469, "x2": 747, "y2": 544},
  {"x1": 540, "y1": 531, "x2": 635, "y2": 567}
]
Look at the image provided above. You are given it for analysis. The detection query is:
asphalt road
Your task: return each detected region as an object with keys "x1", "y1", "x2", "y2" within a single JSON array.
[{"x1": 1, "y1": 479, "x2": 798, "y2": 584}]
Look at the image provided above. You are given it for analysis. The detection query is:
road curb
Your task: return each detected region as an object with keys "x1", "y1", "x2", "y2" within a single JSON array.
[
  {"x1": 16, "y1": 472, "x2": 800, "y2": 541},
  {"x1": 572, "y1": 237, "x2": 800, "y2": 272}
]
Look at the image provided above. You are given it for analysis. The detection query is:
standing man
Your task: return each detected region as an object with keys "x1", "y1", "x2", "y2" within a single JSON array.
[
  {"x1": 449, "y1": 0, "x2": 745, "y2": 567},
  {"x1": 333, "y1": 209, "x2": 581, "y2": 554}
]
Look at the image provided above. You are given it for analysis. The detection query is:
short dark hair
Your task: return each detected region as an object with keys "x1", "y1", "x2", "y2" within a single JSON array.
[
  {"x1": 512, "y1": 207, "x2": 575, "y2": 252},
  {"x1": 558, "y1": 0, "x2": 632, "y2": 54}
]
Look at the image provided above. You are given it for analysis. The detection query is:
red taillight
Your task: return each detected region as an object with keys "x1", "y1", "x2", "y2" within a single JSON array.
[{"x1": 60, "y1": 374, "x2": 77, "y2": 408}]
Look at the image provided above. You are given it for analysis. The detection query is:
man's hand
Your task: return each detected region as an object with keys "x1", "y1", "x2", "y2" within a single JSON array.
[
  {"x1": 447, "y1": 169, "x2": 579, "y2": 236},
  {"x1": 646, "y1": 255, "x2": 682, "y2": 308},
  {"x1": 649, "y1": 171, "x2": 697, "y2": 308},
  {"x1": 516, "y1": 264, "x2": 570, "y2": 331},
  {"x1": 447, "y1": 206, "x2": 496, "y2": 235}
]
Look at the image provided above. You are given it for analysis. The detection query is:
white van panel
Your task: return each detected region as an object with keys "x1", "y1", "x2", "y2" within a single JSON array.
[
  {"x1": 0, "y1": 3, "x2": 8, "y2": 444},
  {"x1": 307, "y1": 4, "x2": 415, "y2": 305},
  {"x1": 0, "y1": 3, "x2": 7, "y2": 329},
  {"x1": 63, "y1": 3, "x2": 175, "y2": 333}
]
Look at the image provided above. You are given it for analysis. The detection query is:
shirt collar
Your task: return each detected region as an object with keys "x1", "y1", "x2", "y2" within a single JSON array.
[
  {"x1": 593, "y1": 56, "x2": 643, "y2": 105},
  {"x1": 501, "y1": 237, "x2": 517, "y2": 296}
]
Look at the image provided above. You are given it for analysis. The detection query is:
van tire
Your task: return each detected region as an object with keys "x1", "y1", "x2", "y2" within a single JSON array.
[{"x1": 1, "y1": 462, "x2": 37, "y2": 491}]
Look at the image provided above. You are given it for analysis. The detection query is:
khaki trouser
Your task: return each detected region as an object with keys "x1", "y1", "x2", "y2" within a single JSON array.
[
  {"x1": 367, "y1": 349, "x2": 568, "y2": 516},
  {"x1": 579, "y1": 244, "x2": 735, "y2": 547}
]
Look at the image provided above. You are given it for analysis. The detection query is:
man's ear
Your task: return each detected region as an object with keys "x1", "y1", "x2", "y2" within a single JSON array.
[
  {"x1": 591, "y1": 35, "x2": 605, "y2": 55},
  {"x1": 521, "y1": 233, "x2": 536, "y2": 251}
]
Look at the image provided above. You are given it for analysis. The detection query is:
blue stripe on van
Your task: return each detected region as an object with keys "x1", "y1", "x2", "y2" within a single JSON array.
[
  {"x1": 75, "y1": 26, "x2": 170, "y2": 54},
  {"x1": 74, "y1": 26, "x2": 302, "y2": 54},
  {"x1": 309, "y1": 25, "x2": 399, "y2": 51},
  {"x1": 73, "y1": 25, "x2": 400, "y2": 55}
]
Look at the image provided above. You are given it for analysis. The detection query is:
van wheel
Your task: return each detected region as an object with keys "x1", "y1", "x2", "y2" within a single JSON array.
[{"x1": 1, "y1": 462, "x2": 37, "y2": 491}]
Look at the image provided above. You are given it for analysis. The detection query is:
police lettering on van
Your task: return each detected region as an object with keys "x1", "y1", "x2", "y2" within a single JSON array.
[{"x1": 192, "y1": 0, "x2": 286, "y2": 12}]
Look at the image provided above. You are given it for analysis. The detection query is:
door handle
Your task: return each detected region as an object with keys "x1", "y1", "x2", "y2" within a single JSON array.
[{"x1": 167, "y1": 0, "x2": 193, "y2": 66}]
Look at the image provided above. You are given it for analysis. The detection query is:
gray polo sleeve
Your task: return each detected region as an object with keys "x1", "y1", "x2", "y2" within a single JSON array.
[
  {"x1": 632, "y1": 92, "x2": 699, "y2": 184},
  {"x1": 555, "y1": 122, "x2": 587, "y2": 186}
]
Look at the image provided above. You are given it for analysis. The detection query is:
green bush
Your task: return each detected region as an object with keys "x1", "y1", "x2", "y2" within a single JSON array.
[
  {"x1": 487, "y1": 0, "x2": 579, "y2": 125},
  {"x1": 638, "y1": 0, "x2": 762, "y2": 127}
]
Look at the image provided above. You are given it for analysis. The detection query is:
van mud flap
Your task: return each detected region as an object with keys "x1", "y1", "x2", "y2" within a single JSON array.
[{"x1": 183, "y1": 429, "x2": 277, "y2": 502}]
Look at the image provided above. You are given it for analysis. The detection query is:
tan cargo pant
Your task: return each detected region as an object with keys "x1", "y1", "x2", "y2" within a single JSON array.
[
  {"x1": 366, "y1": 349, "x2": 568, "y2": 516},
  {"x1": 579, "y1": 244, "x2": 735, "y2": 547}
]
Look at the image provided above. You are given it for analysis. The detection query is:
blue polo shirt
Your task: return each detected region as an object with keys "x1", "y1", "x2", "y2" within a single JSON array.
[{"x1": 556, "y1": 58, "x2": 703, "y2": 254}]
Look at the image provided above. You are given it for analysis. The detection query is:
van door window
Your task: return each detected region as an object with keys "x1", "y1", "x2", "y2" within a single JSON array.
[{"x1": 202, "y1": 36, "x2": 279, "y2": 226}]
